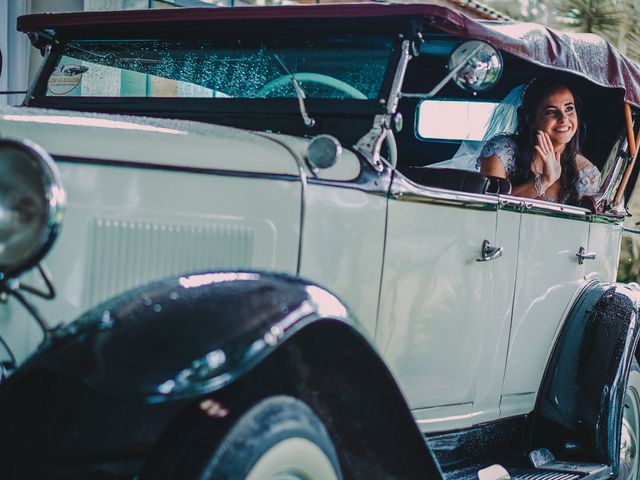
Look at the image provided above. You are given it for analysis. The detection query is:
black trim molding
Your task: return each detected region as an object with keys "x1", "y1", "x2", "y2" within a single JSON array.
[{"x1": 53, "y1": 154, "x2": 300, "y2": 182}]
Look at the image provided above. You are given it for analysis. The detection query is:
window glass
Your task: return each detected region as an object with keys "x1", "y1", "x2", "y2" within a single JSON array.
[
  {"x1": 45, "y1": 37, "x2": 393, "y2": 100},
  {"x1": 416, "y1": 99, "x2": 499, "y2": 141}
]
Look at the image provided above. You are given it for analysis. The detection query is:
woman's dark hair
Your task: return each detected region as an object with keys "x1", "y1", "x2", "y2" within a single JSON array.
[{"x1": 511, "y1": 73, "x2": 583, "y2": 203}]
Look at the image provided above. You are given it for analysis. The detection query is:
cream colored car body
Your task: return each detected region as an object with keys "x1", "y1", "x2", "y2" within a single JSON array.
[{"x1": 0, "y1": 104, "x2": 622, "y2": 435}]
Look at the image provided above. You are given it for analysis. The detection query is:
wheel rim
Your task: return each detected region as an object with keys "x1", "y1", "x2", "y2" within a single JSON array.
[
  {"x1": 245, "y1": 437, "x2": 339, "y2": 480},
  {"x1": 621, "y1": 370, "x2": 640, "y2": 480}
]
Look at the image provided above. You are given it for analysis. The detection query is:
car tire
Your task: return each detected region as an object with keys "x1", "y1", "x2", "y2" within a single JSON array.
[
  {"x1": 620, "y1": 360, "x2": 640, "y2": 480},
  {"x1": 145, "y1": 395, "x2": 343, "y2": 480}
]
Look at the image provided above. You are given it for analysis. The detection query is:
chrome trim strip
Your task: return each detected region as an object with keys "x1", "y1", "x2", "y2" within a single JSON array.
[
  {"x1": 591, "y1": 214, "x2": 625, "y2": 225},
  {"x1": 416, "y1": 410, "x2": 484, "y2": 426},
  {"x1": 497, "y1": 197, "x2": 523, "y2": 213},
  {"x1": 520, "y1": 206, "x2": 589, "y2": 220},
  {"x1": 497, "y1": 194, "x2": 592, "y2": 221},
  {"x1": 53, "y1": 155, "x2": 300, "y2": 182},
  {"x1": 512, "y1": 196, "x2": 590, "y2": 220},
  {"x1": 390, "y1": 174, "x2": 499, "y2": 211},
  {"x1": 389, "y1": 175, "x2": 602, "y2": 220},
  {"x1": 499, "y1": 196, "x2": 625, "y2": 223}
]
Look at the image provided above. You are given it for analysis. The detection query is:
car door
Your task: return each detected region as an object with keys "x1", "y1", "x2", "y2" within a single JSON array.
[
  {"x1": 499, "y1": 200, "x2": 591, "y2": 417},
  {"x1": 376, "y1": 172, "x2": 515, "y2": 431}
]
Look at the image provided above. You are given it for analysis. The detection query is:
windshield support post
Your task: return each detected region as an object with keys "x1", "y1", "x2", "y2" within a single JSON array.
[
  {"x1": 354, "y1": 40, "x2": 411, "y2": 172},
  {"x1": 22, "y1": 43, "x2": 52, "y2": 106}
]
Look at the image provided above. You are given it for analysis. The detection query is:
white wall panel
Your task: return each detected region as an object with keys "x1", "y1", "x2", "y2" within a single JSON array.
[{"x1": 0, "y1": 0, "x2": 31, "y2": 106}]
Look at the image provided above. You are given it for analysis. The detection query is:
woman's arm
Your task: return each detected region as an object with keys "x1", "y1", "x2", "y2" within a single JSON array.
[
  {"x1": 575, "y1": 154, "x2": 601, "y2": 197},
  {"x1": 479, "y1": 155, "x2": 508, "y2": 178},
  {"x1": 479, "y1": 154, "x2": 554, "y2": 199},
  {"x1": 511, "y1": 176, "x2": 553, "y2": 199}
]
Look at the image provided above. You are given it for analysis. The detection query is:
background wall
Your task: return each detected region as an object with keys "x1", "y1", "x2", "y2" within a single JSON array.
[
  {"x1": 1, "y1": 0, "x2": 32, "y2": 106},
  {"x1": 1, "y1": 0, "x2": 178, "y2": 106}
]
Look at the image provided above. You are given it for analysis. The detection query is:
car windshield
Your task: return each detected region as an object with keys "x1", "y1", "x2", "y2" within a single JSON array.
[{"x1": 43, "y1": 36, "x2": 394, "y2": 100}]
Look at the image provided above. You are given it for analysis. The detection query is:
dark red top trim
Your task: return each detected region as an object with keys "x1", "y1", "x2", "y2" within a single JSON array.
[
  {"x1": 16, "y1": 3, "x2": 640, "y2": 107},
  {"x1": 17, "y1": 3, "x2": 462, "y2": 32}
]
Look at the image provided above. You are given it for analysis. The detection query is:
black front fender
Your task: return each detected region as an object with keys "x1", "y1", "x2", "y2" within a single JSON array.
[
  {"x1": 532, "y1": 281, "x2": 640, "y2": 470},
  {"x1": 22, "y1": 271, "x2": 366, "y2": 403}
]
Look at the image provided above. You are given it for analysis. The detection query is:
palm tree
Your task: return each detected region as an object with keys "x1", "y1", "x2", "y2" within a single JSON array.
[
  {"x1": 550, "y1": 0, "x2": 626, "y2": 43},
  {"x1": 480, "y1": 0, "x2": 549, "y2": 23},
  {"x1": 621, "y1": 2, "x2": 640, "y2": 60},
  {"x1": 484, "y1": 0, "x2": 627, "y2": 46}
]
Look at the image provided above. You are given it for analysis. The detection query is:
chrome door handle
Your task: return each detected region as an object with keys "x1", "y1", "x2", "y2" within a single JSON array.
[
  {"x1": 477, "y1": 239, "x2": 503, "y2": 262},
  {"x1": 576, "y1": 247, "x2": 596, "y2": 265}
]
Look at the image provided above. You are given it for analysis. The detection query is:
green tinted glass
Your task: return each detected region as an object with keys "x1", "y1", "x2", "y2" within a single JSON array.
[{"x1": 46, "y1": 37, "x2": 393, "y2": 100}]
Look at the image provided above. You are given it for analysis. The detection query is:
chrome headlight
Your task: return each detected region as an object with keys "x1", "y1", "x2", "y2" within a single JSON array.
[{"x1": 0, "y1": 138, "x2": 65, "y2": 278}]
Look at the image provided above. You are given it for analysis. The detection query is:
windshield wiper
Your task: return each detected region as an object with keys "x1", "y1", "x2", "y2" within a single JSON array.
[{"x1": 272, "y1": 53, "x2": 315, "y2": 128}]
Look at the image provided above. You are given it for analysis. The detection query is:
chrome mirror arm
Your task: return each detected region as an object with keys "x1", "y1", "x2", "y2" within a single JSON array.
[
  {"x1": 386, "y1": 39, "x2": 412, "y2": 115},
  {"x1": 401, "y1": 44, "x2": 483, "y2": 100}
]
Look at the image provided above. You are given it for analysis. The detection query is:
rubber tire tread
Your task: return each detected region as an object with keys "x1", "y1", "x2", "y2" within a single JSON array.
[{"x1": 143, "y1": 395, "x2": 342, "y2": 480}]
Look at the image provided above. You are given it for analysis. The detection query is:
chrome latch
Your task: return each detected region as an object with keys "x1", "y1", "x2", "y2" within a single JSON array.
[
  {"x1": 477, "y1": 240, "x2": 503, "y2": 262},
  {"x1": 576, "y1": 247, "x2": 596, "y2": 265}
]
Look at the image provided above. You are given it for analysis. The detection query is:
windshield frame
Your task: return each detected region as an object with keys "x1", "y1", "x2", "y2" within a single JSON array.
[{"x1": 27, "y1": 30, "x2": 404, "y2": 112}]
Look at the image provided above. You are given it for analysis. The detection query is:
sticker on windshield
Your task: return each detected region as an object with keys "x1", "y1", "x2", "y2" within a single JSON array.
[{"x1": 47, "y1": 64, "x2": 88, "y2": 95}]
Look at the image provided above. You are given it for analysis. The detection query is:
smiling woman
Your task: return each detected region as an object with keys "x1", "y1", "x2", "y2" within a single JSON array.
[{"x1": 478, "y1": 74, "x2": 600, "y2": 204}]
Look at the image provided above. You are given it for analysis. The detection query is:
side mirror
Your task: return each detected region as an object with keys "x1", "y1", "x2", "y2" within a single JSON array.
[{"x1": 449, "y1": 40, "x2": 503, "y2": 93}]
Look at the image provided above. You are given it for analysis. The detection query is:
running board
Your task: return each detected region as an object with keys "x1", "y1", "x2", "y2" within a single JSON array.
[
  {"x1": 424, "y1": 419, "x2": 613, "y2": 480},
  {"x1": 447, "y1": 461, "x2": 610, "y2": 480},
  {"x1": 477, "y1": 449, "x2": 611, "y2": 480},
  {"x1": 482, "y1": 464, "x2": 610, "y2": 480}
]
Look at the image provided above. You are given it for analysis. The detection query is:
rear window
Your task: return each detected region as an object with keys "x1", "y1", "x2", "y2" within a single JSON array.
[{"x1": 416, "y1": 99, "x2": 500, "y2": 141}]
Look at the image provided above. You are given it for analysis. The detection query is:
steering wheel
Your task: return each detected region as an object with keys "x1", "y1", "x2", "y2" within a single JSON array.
[{"x1": 257, "y1": 72, "x2": 367, "y2": 99}]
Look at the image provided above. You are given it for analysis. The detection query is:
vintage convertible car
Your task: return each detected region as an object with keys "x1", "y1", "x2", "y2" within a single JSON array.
[{"x1": 2, "y1": 3, "x2": 640, "y2": 479}]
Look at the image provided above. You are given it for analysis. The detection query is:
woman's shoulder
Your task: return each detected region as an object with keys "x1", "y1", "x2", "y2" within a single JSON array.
[
  {"x1": 477, "y1": 134, "x2": 518, "y2": 174},
  {"x1": 481, "y1": 133, "x2": 517, "y2": 153},
  {"x1": 576, "y1": 153, "x2": 597, "y2": 172}
]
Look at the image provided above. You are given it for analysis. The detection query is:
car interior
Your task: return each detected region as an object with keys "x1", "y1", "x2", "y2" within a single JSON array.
[
  {"x1": 394, "y1": 32, "x2": 627, "y2": 199},
  {"x1": 26, "y1": 26, "x2": 630, "y2": 204}
]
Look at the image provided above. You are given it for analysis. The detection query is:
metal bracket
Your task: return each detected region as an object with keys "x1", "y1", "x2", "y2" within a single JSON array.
[
  {"x1": 353, "y1": 39, "x2": 413, "y2": 172},
  {"x1": 354, "y1": 114, "x2": 392, "y2": 172}
]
